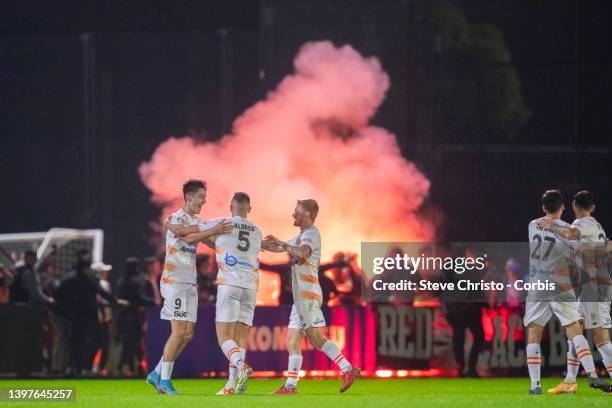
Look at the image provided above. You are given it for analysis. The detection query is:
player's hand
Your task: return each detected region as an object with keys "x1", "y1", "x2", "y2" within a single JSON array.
[
  {"x1": 213, "y1": 220, "x2": 234, "y2": 235},
  {"x1": 47, "y1": 297, "x2": 55, "y2": 304},
  {"x1": 117, "y1": 299, "x2": 130, "y2": 306},
  {"x1": 264, "y1": 235, "x2": 284, "y2": 247},
  {"x1": 537, "y1": 218, "x2": 554, "y2": 229}
]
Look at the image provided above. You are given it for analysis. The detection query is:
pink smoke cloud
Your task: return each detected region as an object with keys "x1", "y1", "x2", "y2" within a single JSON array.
[{"x1": 140, "y1": 41, "x2": 434, "y2": 296}]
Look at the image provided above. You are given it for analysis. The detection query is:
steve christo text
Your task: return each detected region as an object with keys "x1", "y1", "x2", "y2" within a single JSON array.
[{"x1": 371, "y1": 279, "x2": 556, "y2": 292}]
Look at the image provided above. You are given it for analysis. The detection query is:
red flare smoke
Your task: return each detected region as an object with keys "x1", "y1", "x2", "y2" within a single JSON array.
[{"x1": 140, "y1": 41, "x2": 434, "y2": 301}]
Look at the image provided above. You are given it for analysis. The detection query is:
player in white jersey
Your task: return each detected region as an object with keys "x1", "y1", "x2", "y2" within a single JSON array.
[
  {"x1": 539, "y1": 191, "x2": 612, "y2": 393},
  {"x1": 524, "y1": 189, "x2": 611, "y2": 395},
  {"x1": 203, "y1": 193, "x2": 263, "y2": 395},
  {"x1": 146, "y1": 180, "x2": 233, "y2": 395},
  {"x1": 264, "y1": 199, "x2": 361, "y2": 394}
]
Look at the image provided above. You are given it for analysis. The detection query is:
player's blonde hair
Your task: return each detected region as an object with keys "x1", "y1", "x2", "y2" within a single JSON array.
[{"x1": 297, "y1": 199, "x2": 319, "y2": 220}]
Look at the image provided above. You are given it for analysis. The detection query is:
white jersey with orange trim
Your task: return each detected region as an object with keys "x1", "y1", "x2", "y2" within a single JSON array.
[
  {"x1": 162, "y1": 208, "x2": 205, "y2": 285},
  {"x1": 527, "y1": 217, "x2": 575, "y2": 301},
  {"x1": 213, "y1": 216, "x2": 262, "y2": 290},
  {"x1": 288, "y1": 225, "x2": 322, "y2": 305},
  {"x1": 572, "y1": 216, "x2": 607, "y2": 244}
]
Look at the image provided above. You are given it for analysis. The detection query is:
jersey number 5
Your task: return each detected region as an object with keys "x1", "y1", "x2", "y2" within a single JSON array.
[{"x1": 237, "y1": 230, "x2": 250, "y2": 252}]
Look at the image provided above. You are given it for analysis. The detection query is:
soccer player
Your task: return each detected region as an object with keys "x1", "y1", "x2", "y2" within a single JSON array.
[
  {"x1": 539, "y1": 191, "x2": 611, "y2": 393},
  {"x1": 524, "y1": 189, "x2": 611, "y2": 394},
  {"x1": 146, "y1": 180, "x2": 233, "y2": 395},
  {"x1": 195, "y1": 192, "x2": 264, "y2": 395},
  {"x1": 264, "y1": 199, "x2": 361, "y2": 394}
]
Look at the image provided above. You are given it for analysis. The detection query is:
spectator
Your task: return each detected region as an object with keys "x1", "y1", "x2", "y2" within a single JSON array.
[
  {"x1": 10, "y1": 250, "x2": 54, "y2": 305},
  {"x1": 143, "y1": 256, "x2": 162, "y2": 306},
  {"x1": 259, "y1": 256, "x2": 349, "y2": 305},
  {"x1": 0, "y1": 264, "x2": 14, "y2": 303},
  {"x1": 443, "y1": 248, "x2": 486, "y2": 378},
  {"x1": 196, "y1": 254, "x2": 217, "y2": 304},
  {"x1": 53, "y1": 249, "x2": 120, "y2": 376},
  {"x1": 368, "y1": 246, "x2": 411, "y2": 304},
  {"x1": 326, "y1": 252, "x2": 363, "y2": 306},
  {"x1": 39, "y1": 259, "x2": 71, "y2": 376},
  {"x1": 115, "y1": 257, "x2": 155, "y2": 377},
  {"x1": 92, "y1": 262, "x2": 113, "y2": 376}
]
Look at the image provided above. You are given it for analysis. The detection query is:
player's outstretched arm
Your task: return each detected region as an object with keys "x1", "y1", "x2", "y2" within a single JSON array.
[
  {"x1": 180, "y1": 220, "x2": 233, "y2": 244},
  {"x1": 261, "y1": 238, "x2": 286, "y2": 253},
  {"x1": 165, "y1": 218, "x2": 200, "y2": 237},
  {"x1": 537, "y1": 218, "x2": 581, "y2": 240},
  {"x1": 264, "y1": 235, "x2": 311, "y2": 258}
]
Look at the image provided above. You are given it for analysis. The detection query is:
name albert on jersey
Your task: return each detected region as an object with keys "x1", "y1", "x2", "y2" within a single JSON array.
[
  {"x1": 214, "y1": 216, "x2": 262, "y2": 290},
  {"x1": 162, "y1": 208, "x2": 205, "y2": 285}
]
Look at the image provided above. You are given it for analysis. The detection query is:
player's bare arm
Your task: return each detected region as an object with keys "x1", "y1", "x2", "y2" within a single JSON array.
[
  {"x1": 536, "y1": 218, "x2": 581, "y2": 240},
  {"x1": 180, "y1": 220, "x2": 233, "y2": 245},
  {"x1": 164, "y1": 218, "x2": 201, "y2": 237},
  {"x1": 200, "y1": 235, "x2": 218, "y2": 250},
  {"x1": 261, "y1": 238, "x2": 285, "y2": 253},
  {"x1": 264, "y1": 235, "x2": 312, "y2": 258}
]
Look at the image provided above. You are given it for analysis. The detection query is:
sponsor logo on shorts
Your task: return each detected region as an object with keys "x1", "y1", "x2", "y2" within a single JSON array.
[
  {"x1": 313, "y1": 317, "x2": 325, "y2": 325},
  {"x1": 174, "y1": 311, "x2": 187, "y2": 318}
]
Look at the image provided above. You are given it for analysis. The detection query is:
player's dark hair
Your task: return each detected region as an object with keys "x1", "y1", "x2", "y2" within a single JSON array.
[
  {"x1": 573, "y1": 190, "x2": 594, "y2": 211},
  {"x1": 298, "y1": 199, "x2": 319, "y2": 219},
  {"x1": 182, "y1": 179, "x2": 206, "y2": 201},
  {"x1": 232, "y1": 192, "x2": 251, "y2": 205},
  {"x1": 541, "y1": 189, "x2": 564, "y2": 213}
]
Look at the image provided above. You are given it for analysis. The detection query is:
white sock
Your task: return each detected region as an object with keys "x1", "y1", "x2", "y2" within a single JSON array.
[
  {"x1": 221, "y1": 340, "x2": 244, "y2": 370},
  {"x1": 320, "y1": 340, "x2": 352, "y2": 373},
  {"x1": 596, "y1": 341, "x2": 612, "y2": 378},
  {"x1": 526, "y1": 343, "x2": 541, "y2": 389},
  {"x1": 161, "y1": 361, "x2": 174, "y2": 381},
  {"x1": 154, "y1": 357, "x2": 163, "y2": 375},
  {"x1": 572, "y1": 335, "x2": 596, "y2": 377},
  {"x1": 226, "y1": 348, "x2": 246, "y2": 388},
  {"x1": 226, "y1": 363, "x2": 237, "y2": 389},
  {"x1": 285, "y1": 354, "x2": 303, "y2": 387},
  {"x1": 565, "y1": 341, "x2": 579, "y2": 383}
]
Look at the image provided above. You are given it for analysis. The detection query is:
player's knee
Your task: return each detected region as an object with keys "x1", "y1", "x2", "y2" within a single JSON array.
[
  {"x1": 593, "y1": 329, "x2": 610, "y2": 346},
  {"x1": 563, "y1": 322, "x2": 582, "y2": 340},
  {"x1": 307, "y1": 332, "x2": 326, "y2": 349},
  {"x1": 183, "y1": 329, "x2": 194, "y2": 344}
]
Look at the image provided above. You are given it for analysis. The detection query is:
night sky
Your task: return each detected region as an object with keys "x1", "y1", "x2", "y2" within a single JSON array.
[{"x1": 1, "y1": 0, "x2": 611, "y2": 275}]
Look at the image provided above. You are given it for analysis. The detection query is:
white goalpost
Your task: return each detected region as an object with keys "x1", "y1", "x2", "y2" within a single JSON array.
[{"x1": 0, "y1": 228, "x2": 104, "y2": 276}]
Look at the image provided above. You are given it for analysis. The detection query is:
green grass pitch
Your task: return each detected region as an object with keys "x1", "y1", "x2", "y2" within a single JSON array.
[{"x1": 0, "y1": 377, "x2": 609, "y2": 407}]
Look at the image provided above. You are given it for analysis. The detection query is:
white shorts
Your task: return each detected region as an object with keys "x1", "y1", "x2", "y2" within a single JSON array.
[
  {"x1": 160, "y1": 282, "x2": 198, "y2": 323},
  {"x1": 288, "y1": 301, "x2": 326, "y2": 331},
  {"x1": 215, "y1": 285, "x2": 257, "y2": 326},
  {"x1": 523, "y1": 300, "x2": 580, "y2": 327},
  {"x1": 579, "y1": 301, "x2": 612, "y2": 329}
]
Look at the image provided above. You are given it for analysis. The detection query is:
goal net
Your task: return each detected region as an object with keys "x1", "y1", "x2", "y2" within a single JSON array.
[{"x1": 0, "y1": 228, "x2": 104, "y2": 277}]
